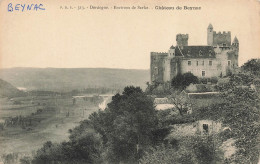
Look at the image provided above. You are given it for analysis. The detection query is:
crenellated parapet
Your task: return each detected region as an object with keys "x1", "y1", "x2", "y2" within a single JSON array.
[
  {"x1": 213, "y1": 31, "x2": 231, "y2": 46},
  {"x1": 176, "y1": 34, "x2": 189, "y2": 39},
  {"x1": 213, "y1": 31, "x2": 231, "y2": 35},
  {"x1": 151, "y1": 52, "x2": 168, "y2": 55}
]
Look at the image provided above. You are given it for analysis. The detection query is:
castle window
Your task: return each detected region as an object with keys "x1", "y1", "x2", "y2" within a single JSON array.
[
  {"x1": 202, "y1": 61, "x2": 204, "y2": 66},
  {"x1": 187, "y1": 50, "x2": 191, "y2": 56},
  {"x1": 209, "y1": 50, "x2": 212, "y2": 56},
  {"x1": 209, "y1": 61, "x2": 212, "y2": 66},
  {"x1": 188, "y1": 61, "x2": 191, "y2": 66},
  {"x1": 223, "y1": 43, "x2": 226, "y2": 47},
  {"x1": 199, "y1": 50, "x2": 202, "y2": 56},
  {"x1": 196, "y1": 61, "x2": 199, "y2": 66},
  {"x1": 202, "y1": 71, "x2": 206, "y2": 77},
  {"x1": 154, "y1": 67, "x2": 158, "y2": 75},
  {"x1": 228, "y1": 60, "x2": 231, "y2": 66}
]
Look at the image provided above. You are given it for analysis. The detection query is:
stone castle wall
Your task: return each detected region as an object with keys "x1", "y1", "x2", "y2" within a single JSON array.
[
  {"x1": 170, "y1": 58, "x2": 181, "y2": 80},
  {"x1": 150, "y1": 52, "x2": 168, "y2": 83},
  {"x1": 180, "y1": 58, "x2": 221, "y2": 78}
]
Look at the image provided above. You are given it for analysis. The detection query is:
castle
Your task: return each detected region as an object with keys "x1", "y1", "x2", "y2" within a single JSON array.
[{"x1": 150, "y1": 24, "x2": 239, "y2": 84}]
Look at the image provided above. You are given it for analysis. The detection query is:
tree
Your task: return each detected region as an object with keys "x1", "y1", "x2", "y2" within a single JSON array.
[
  {"x1": 89, "y1": 86, "x2": 158, "y2": 163},
  {"x1": 241, "y1": 58, "x2": 260, "y2": 76},
  {"x1": 171, "y1": 73, "x2": 199, "y2": 90},
  {"x1": 140, "y1": 135, "x2": 221, "y2": 164},
  {"x1": 218, "y1": 73, "x2": 260, "y2": 163},
  {"x1": 32, "y1": 122, "x2": 103, "y2": 164},
  {"x1": 168, "y1": 91, "x2": 193, "y2": 116},
  {"x1": 140, "y1": 144, "x2": 195, "y2": 164}
]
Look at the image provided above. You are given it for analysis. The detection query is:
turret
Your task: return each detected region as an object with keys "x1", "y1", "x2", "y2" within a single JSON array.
[
  {"x1": 232, "y1": 36, "x2": 239, "y2": 46},
  {"x1": 207, "y1": 23, "x2": 214, "y2": 46},
  {"x1": 232, "y1": 36, "x2": 239, "y2": 51},
  {"x1": 168, "y1": 45, "x2": 175, "y2": 58},
  {"x1": 231, "y1": 36, "x2": 239, "y2": 70}
]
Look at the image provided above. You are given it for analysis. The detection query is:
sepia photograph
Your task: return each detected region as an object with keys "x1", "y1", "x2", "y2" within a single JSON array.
[{"x1": 0, "y1": 0, "x2": 260, "y2": 163}]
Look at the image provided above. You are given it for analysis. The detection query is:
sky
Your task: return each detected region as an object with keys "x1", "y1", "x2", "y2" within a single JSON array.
[{"x1": 0, "y1": 0, "x2": 259, "y2": 69}]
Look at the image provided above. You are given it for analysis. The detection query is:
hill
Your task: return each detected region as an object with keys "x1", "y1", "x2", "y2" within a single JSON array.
[
  {"x1": 0, "y1": 78, "x2": 25, "y2": 98},
  {"x1": 0, "y1": 68, "x2": 150, "y2": 92}
]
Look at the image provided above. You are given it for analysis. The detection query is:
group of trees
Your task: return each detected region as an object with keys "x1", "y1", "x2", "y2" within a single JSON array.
[
  {"x1": 218, "y1": 73, "x2": 259, "y2": 163},
  {"x1": 140, "y1": 135, "x2": 219, "y2": 164},
  {"x1": 88, "y1": 86, "x2": 159, "y2": 163},
  {"x1": 31, "y1": 86, "x2": 218, "y2": 164},
  {"x1": 241, "y1": 58, "x2": 260, "y2": 76},
  {"x1": 194, "y1": 72, "x2": 260, "y2": 163},
  {"x1": 171, "y1": 72, "x2": 199, "y2": 90},
  {"x1": 31, "y1": 129, "x2": 103, "y2": 164},
  {"x1": 146, "y1": 72, "x2": 199, "y2": 95},
  {"x1": 32, "y1": 86, "x2": 169, "y2": 164}
]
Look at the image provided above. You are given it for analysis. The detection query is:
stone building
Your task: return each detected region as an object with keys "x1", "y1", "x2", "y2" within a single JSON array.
[{"x1": 150, "y1": 24, "x2": 239, "y2": 84}]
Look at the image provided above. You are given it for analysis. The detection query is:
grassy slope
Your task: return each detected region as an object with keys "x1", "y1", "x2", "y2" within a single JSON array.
[{"x1": 0, "y1": 79, "x2": 25, "y2": 98}]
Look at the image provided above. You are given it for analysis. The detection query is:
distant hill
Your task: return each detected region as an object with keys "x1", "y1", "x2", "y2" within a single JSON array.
[
  {"x1": 0, "y1": 78, "x2": 25, "y2": 98},
  {"x1": 0, "y1": 68, "x2": 150, "y2": 92}
]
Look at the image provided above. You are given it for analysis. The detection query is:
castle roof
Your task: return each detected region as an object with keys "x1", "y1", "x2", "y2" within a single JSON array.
[
  {"x1": 208, "y1": 23, "x2": 213, "y2": 29},
  {"x1": 232, "y1": 36, "x2": 239, "y2": 43},
  {"x1": 175, "y1": 46, "x2": 216, "y2": 58},
  {"x1": 170, "y1": 45, "x2": 175, "y2": 49}
]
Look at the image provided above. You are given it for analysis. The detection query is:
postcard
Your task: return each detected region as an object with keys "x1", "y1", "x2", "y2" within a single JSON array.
[{"x1": 0, "y1": 0, "x2": 259, "y2": 163}]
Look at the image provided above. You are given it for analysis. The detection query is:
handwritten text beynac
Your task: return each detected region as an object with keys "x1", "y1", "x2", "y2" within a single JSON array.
[{"x1": 8, "y1": 3, "x2": 45, "y2": 12}]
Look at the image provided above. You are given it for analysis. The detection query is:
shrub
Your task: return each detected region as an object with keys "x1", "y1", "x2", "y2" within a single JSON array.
[
  {"x1": 200, "y1": 78, "x2": 208, "y2": 84},
  {"x1": 171, "y1": 73, "x2": 199, "y2": 90},
  {"x1": 210, "y1": 77, "x2": 218, "y2": 84}
]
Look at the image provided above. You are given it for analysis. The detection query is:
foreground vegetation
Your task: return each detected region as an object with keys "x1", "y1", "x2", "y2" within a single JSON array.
[
  {"x1": 3, "y1": 59, "x2": 260, "y2": 164},
  {"x1": 30, "y1": 71, "x2": 259, "y2": 163}
]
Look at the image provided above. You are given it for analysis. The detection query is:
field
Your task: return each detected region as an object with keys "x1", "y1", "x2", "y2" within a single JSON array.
[{"x1": 0, "y1": 95, "x2": 104, "y2": 162}]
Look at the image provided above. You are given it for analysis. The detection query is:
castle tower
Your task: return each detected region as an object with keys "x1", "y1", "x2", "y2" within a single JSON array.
[
  {"x1": 207, "y1": 23, "x2": 214, "y2": 46},
  {"x1": 232, "y1": 36, "x2": 239, "y2": 49},
  {"x1": 231, "y1": 36, "x2": 239, "y2": 71},
  {"x1": 176, "y1": 34, "x2": 189, "y2": 47}
]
